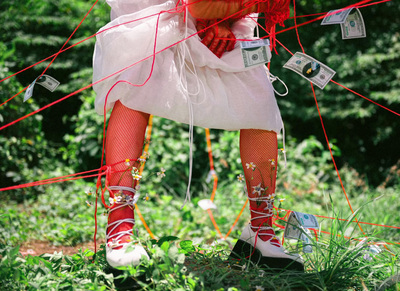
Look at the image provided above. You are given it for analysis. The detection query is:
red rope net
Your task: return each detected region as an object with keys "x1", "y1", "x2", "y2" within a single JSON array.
[{"x1": 0, "y1": 0, "x2": 398, "y2": 251}]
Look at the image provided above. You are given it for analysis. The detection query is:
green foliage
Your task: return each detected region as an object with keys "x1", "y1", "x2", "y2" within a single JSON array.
[
  {"x1": 1, "y1": 175, "x2": 400, "y2": 289},
  {"x1": 0, "y1": 64, "x2": 64, "y2": 201},
  {"x1": 1, "y1": 221, "x2": 398, "y2": 290},
  {"x1": 0, "y1": 181, "x2": 104, "y2": 246},
  {"x1": 0, "y1": 245, "x2": 113, "y2": 290},
  {"x1": 62, "y1": 93, "x2": 106, "y2": 169}
]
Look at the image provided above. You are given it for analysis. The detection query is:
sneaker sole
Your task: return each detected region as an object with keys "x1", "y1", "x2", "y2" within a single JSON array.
[{"x1": 229, "y1": 239, "x2": 304, "y2": 272}]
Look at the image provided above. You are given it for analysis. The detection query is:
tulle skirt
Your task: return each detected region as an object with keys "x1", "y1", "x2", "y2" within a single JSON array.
[{"x1": 93, "y1": 0, "x2": 283, "y2": 133}]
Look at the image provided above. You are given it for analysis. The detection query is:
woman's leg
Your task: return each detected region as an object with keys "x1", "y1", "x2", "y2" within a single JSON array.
[
  {"x1": 231, "y1": 129, "x2": 303, "y2": 271},
  {"x1": 240, "y1": 129, "x2": 279, "y2": 244},
  {"x1": 105, "y1": 101, "x2": 149, "y2": 265},
  {"x1": 106, "y1": 100, "x2": 149, "y2": 187}
]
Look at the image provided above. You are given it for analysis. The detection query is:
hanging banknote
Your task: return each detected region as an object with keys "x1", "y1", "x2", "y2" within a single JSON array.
[
  {"x1": 341, "y1": 8, "x2": 366, "y2": 39},
  {"x1": 283, "y1": 211, "x2": 319, "y2": 253},
  {"x1": 321, "y1": 8, "x2": 353, "y2": 25},
  {"x1": 283, "y1": 52, "x2": 336, "y2": 89},
  {"x1": 24, "y1": 74, "x2": 60, "y2": 102},
  {"x1": 240, "y1": 39, "x2": 271, "y2": 68}
]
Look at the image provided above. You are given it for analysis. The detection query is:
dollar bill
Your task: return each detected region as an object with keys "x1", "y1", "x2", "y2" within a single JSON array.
[
  {"x1": 321, "y1": 8, "x2": 353, "y2": 25},
  {"x1": 36, "y1": 74, "x2": 60, "y2": 92},
  {"x1": 240, "y1": 39, "x2": 271, "y2": 68},
  {"x1": 301, "y1": 229, "x2": 313, "y2": 253},
  {"x1": 293, "y1": 211, "x2": 319, "y2": 228},
  {"x1": 284, "y1": 211, "x2": 319, "y2": 253},
  {"x1": 283, "y1": 52, "x2": 336, "y2": 89},
  {"x1": 341, "y1": 8, "x2": 366, "y2": 39},
  {"x1": 24, "y1": 74, "x2": 60, "y2": 102},
  {"x1": 284, "y1": 211, "x2": 319, "y2": 239},
  {"x1": 24, "y1": 79, "x2": 37, "y2": 102},
  {"x1": 283, "y1": 213, "x2": 302, "y2": 240}
]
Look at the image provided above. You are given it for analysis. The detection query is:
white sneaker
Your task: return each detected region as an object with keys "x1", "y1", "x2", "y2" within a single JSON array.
[
  {"x1": 105, "y1": 186, "x2": 149, "y2": 268},
  {"x1": 106, "y1": 243, "x2": 149, "y2": 268},
  {"x1": 230, "y1": 224, "x2": 304, "y2": 271}
]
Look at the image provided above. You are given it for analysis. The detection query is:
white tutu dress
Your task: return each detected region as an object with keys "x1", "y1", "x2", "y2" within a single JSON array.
[{"x1": 93, "y1": 0, "x2": 283, "y2": 134}]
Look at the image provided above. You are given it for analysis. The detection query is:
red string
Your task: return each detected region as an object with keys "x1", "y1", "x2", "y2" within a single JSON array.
[
  {"x1": 278, "y1": 208, "x2": 400, "y2": 230},
  {"x1": 0, "y1": 4, "x2": 231, "y2": 131},
  {"x1": 0, "y1": 0, "x2": 99, "y2": 107},
  {"x1": 1, "y1": 0, "x2": 397, "y2": 248},
  {"x1": 277, "y1": 215, "x2": 400, "y2": 245},
  {"x1": 0, "y1": 168, "x2": 105, "y2": 192},
  {"x1": 330, "y1": 80, "x2": 400, "y2": 116},
  {"x1": 0, "y1": 10, "x2": 165, "y2": 86},
  {"x1": 39, "y1": 0, "x2": 99, "y2": 79},
  {"x1": 310, "y1": 83, "x2": 366, "y2": 235},
  {"x1": 358, "y1": 0, "x2": 391, "y2": 8},
  {"x1": 292, "y1": 0, "x2": 305, "y2": 54},
  {"x1": 291, "y1": 0, "x2": 365, "y2": 235}
]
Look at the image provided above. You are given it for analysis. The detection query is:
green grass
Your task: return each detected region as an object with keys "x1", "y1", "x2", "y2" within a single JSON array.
[{"x1": 1, "y1": 177, "x2": 399, "y2": 290}]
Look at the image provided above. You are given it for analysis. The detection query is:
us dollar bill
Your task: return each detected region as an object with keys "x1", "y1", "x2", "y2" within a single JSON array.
[
  {"x1": 321, "y1": 8, "x2": 353, "y2": 25},
  {"x1": 293, "y1": 211, "x2": 319, "y2": 229},
  {"x1": 24, "y1": 74, "x2": 60, "y2": 102},
  {"x1": 283, "y1": 52, "x2": 336, "y2": 89},
  {"x1": 240, "y1": 39, "x2": 271, "y2": 68},
  {"x1": 341, "y1": 8, "x2": 366, "y2": 39},
  {"x1": 301, "y1": 229, "x2": 314, "y2": 253},
  {"x1": 36, "y1": 74, "x2": 60, "y2": 92},
  {"x1": 283, "y1": 213, "x2": 302, "y2": 240},
  {"x1": 284, "y1": 211, "x2": 319, "y2": 253},
  {"x1": 24, "y1": 79, "x2": 37, "y2": 102},
  {"x1": 284, "y1": 211, "x2": 319, "y2": 239}
]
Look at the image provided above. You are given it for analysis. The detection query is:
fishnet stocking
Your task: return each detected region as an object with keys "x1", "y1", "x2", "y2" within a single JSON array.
[
  {"x1": 105, "y1": 101, "x2": 149, "y2": 246},
  {"x1": 240, "y1": 129, "x2": 279, "y2": 244}
]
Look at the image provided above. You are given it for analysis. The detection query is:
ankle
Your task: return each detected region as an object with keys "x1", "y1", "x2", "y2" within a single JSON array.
[{"x1": 106, "y1": 186, "x2": 138, "y2": 248}]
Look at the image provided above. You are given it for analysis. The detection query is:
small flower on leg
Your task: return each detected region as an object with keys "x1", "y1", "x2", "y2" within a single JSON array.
[
  {"x1": 109, "y1": 197, "x2": 118, "y2": 206},
  {"x1": 133, "y1": 173, "x2": 142, "y2": 181},
  {"x1": 252, "y1": 183, "x2": 264, "y2": 196},
  {"x1": 138, "y1": 154, "x2": 147, "y2": 162},
  {"x1": 269, "y1": 159, "x2": 276, "y2": 166},
  {"x1": 246, "y1": 162, "x2": 256, "y2": 171},
  {"x1": 237, "y1": 174, "x2": 245, "y2": 183},
  {"x1": 125, "y1": 159, "x2": 131, "y2": 166}
]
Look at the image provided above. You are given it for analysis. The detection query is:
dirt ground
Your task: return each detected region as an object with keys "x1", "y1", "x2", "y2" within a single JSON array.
[{"x1": 18, "y1": 239, "x2": 106, "y2": 257}]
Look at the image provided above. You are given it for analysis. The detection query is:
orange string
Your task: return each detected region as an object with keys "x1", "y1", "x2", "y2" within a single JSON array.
[
  {"x1": 207, "y1": 209, "x2": 224, "y2": 239},
  {"x1": 224, "y1": 199, "x2": 249, "y2": 239},
  {"x1": 135, "y1": 115, "x2": 156, "y2": 239},
  {"x1": 204, "y1": 128, "x2": 250, "y2": 240}
]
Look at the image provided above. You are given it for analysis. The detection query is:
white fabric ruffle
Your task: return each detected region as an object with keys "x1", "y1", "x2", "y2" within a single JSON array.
[{"x1": 93, "y1": 0, "x2": 283, "y2": 133}]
